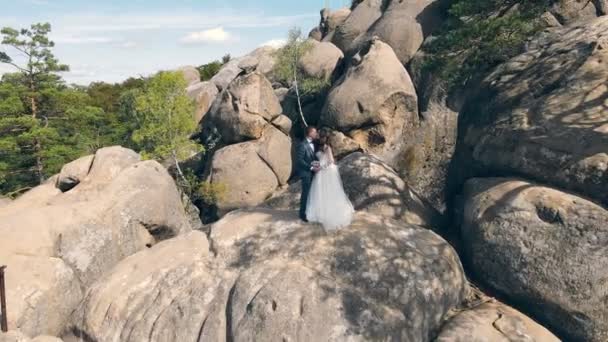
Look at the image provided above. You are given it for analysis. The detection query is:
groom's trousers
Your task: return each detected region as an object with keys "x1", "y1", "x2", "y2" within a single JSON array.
[{"x1": 299, "y1": 174, "x2": 313, "y2": 220}]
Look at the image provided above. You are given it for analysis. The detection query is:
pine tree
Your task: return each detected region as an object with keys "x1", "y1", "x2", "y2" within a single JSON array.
[{"x1": 0, "y1": 23, "x2": 69, "y2": 185}]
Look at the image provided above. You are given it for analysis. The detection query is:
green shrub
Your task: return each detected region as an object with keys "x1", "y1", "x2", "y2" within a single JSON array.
[
  {"x1": 199, "y1": 181, "x2": 227, "y2": 205},
  {"x1": 273, "y1": 28, "x2": 329, "y2": 96},
  {"x1": 197, "y1": 54, "x2": 231, "y2": 81},
  {"x1": 423, "y1": 0, "x2": 550, "y2": 91}
]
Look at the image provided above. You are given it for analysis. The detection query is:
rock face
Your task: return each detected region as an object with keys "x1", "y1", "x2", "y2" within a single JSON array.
[
  {"x1": 208, "y1": 139, "x2": 280, "y2": 211},
  {"x1": 436, "y1": 301, "x2": 560, "y2": 342},
  {"x1": 298, "y1": 40, "x2": 344, "y2": 80},
  {"x1": 321, "y1": 39, "x2": 419, "y2": 168},
  {"x1": 339, "y1": 153, "x2": 443, "y2": 229},
  {"x1": 318, "y1": 7, "x2": 351, "y2": 41},
  {"x1": 69, "y1": 209, "x2": 467, "y2": 342},
  {"x1": 210, "y1": 58, "x2": 243, "y2": 91},
  {"x1": 186, "y1": 81, "x2": 219, "y2": 124},
  {"x1": 0, "y1": 196, "x2": 10, "y2": 207},
  {"x1": 550, "y1": 0, "x2": 607, "y2": 24},
  {"x1": 266, "y1": 152, "x2": 443, "y2": 230},
  {"x1": 0, "y1": 331, "x2": 64, "y2": 342},
  {"x1": 0, "y1": 146, "x2": 192, "y2": 337},
  {"x1": 450, "y1": 17, "x2": 608, "y2": 206},
  {"x1": 55, "y1": 154, "x2": 94, "y2": 192},
  {"x1": 350, "y1": 0, "x2": 447, "y2": 64},
  {"x1": 205, "y1": 72, "x2": 282, "y2": 144},
  {"x1": 67, "y1": 231, "x2": 212, "y2": 342},
  {"x1": 331, "y1": 0, "x2": 383, "y2": 52},
  {"x1": 202, "y1": 70, "x2": 292, "y2": 213},
  {"x1": 210, "y1": 47, "x2": 277, "y2": 91},
  {"x1": 178, "y1": 66, "x2": 200, "y2": 86},
  {"x1": 460, "y1": 177, "x2": 608, "y2": 341}
]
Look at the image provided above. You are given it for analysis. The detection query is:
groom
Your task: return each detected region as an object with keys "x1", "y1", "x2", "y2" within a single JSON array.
[{"x1": 296, "y1": 126, "x2": 320, "y2": 222}]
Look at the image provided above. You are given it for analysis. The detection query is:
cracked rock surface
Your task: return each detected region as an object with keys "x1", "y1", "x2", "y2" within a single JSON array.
[
  {"x1": 67, "y1": 209, "x2": 467, "y2": 342},
  {"x1": 0, "y1": 146, "x2": 193, "y2": 337}
]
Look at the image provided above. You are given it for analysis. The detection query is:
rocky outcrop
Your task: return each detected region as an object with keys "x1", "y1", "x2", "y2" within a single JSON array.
[
  {"x1": 178, "y1": 66, "x2": 200, "y2": 86},
  {"x1": 55, "y1": 154, "x2": 94, "y2": 192},
  {"x1": 207, "y1": 131, "x2": 290, "y2": 211},
  {"x1": 460, "y1": 177, "x2": 608, "y2": 341},
  {"x1": 0, "y1": 331, "x2": 63, "y2": 342},
  {"x1": 69, "y1": 209, "x2": 467, "y2": 342},
  {"x1": 186, "y1": 81, "x2": 218, "y2": 124},
  {"x1": 331, "y1": 0, "x2": 383, "y2": 53},
  {"x1": 321, "y1": 39, "x2": 419, "y2": 169},
  {"x1": 318, "y1": 8, "x2": 351, "y2": 42},
  {"x1": 298, "y1": 40, "x2": 343, "y2": 80},
  {"x1": 350, "y1": 0, "x2": 447, "y2": 64},
  {"x1": 267, "y1": 152, "x2": 443, "y2": 229},
  {"x1": 67, "y1": 231, "x2": 212, "y2": 342},
  {"x1": 210, "y1": 47, "x2": 277, "y2": 91},
  {"x1": 0, "y1": 196, "x2": 10, "y2": 207},
  {"x1": 210, "y1": 58, "x2": 243, "y2": 91},
  {"x1": 339, "y1": 153, "x2": 443, "y2": 229},
  {"x1": 550, "y1": 0, "x2": 607, "y2": 25},
  {"x1": 202, "y1": 70, "x2": 292, "y2": 212},
  {"x1": 0, "y1": 146, "x2": 193, "y2": 337},
  {"x1": 436, "y1": 301, "x2": 560, "y2": 341},
  {"x1": 450, "y1": 17, "x2": 608, "y2": 206},
  {"x1": 204, "y1": 72, "x2": 282, "y2": 144}
]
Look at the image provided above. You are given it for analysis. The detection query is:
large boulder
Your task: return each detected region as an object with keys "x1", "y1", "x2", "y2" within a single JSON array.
[
  {"x1": 55, "y1": 154, "x2": 94, "y2": 192},
  {"x1": 177, "y1": 66, "x2": 200, "y2": 86},
  {"x1": 550, "y1": 0, "x2": 607, "y2": 24},
  {"x1": 450, "y1": 17, "x2": 608, "y2": 206},
  {"x1": 67, "y1": 231, "x2": 213, "y2": 342},
  {"x1": 339, "y1": 152, "x2": 443, "y2": 229},
  {"x1": 436, "y1": 301, "x2": 559, "y2": 341},
  {"x1": 0, "y1": 196, "x2": 11, "y2": 207},
  {"x1": 320, "y1": 8, "x2": 352, "y2": 41},
  {"x1": 186, "y1": 81, "x2": 219, "y2": 124},
  {"x1": 266, "y1": 152, "x2": 443, "y2": 229},
  {"x1": 256, "y1": 125, "x2": 292, "y2": 185},
  {"x1": 298, "y1": 40, "x2": 344, "y2": 80},
  {"x1": 0, "y1": 146, "x2": 193, "y2": 337},
  {"x1": 331, "y1": 0, "x2": 383, "y2": 52},
  {"x1": 0, "y1": 331, "x2": 63, "y2": 342},
  {"x1": 207, "y1": 141, "x2": 279, "y2": 211},
  {"x1": 321, "y1": 39, "x2": 419, "y2": 168},
  {"x1": 204, "y1": 72, "x2": 282, "y2": 144},
  {"x1": 460, "y1": 177, "x2": 608, "y2": 341},
  {"x1": 69, "y1": 209, "x2": 467, "y2": 342},
  {"x1": 210, "y1": 58, "x2": 243, "y2": 91},
  {"x1": 202, "y1": 71, "x2": 293, "y2": 214},
  {"x1": 350, "y1": 0, "x2": 447, "y2": 64},
  {"x1": 0, "y1": 254, "x2": 81, "y2": 338},
  {"x1": 210, "y1": 47, "x2": 278, "y2": 91}
]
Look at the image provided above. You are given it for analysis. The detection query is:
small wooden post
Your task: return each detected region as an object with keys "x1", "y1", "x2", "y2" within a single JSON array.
[{"x1": 0, "y1": 265, "x2": 7, "y2": 332}]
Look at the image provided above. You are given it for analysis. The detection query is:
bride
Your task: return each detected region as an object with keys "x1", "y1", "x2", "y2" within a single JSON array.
[{"x1": 306, "y1": 131, "x2": 354, "y2": 231}]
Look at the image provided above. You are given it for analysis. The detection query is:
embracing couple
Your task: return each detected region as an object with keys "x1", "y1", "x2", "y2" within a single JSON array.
[{"x1": 295, "y1": 126, "x2": 354, "y2": 231}]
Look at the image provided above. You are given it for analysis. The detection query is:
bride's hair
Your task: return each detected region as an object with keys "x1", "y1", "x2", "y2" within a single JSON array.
[{"x1": 316, "y1": 128, "x2": 331, "y2": 151}]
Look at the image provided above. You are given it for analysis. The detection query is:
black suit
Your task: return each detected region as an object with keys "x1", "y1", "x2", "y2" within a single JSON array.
[{"x1": 295, "y1": 138, "x2": 317, "y2": 220}]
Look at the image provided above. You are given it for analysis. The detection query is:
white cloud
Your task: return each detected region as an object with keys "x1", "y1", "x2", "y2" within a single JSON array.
[
  {"x1": 260, "y1": 39, "x2": 287, "y2": 49},
  {"x1": 180, "y1": 27, "x2": 232, "y2": 44}
]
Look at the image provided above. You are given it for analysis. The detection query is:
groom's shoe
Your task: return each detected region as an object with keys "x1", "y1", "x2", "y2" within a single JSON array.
[{"x1": 300, "y1": 215, "x2": 309, "y2": 222}]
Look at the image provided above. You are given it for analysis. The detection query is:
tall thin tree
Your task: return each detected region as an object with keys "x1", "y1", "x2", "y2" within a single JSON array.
[{"x1": 0, "y1": 23, "x2": 68, "y2": 183}]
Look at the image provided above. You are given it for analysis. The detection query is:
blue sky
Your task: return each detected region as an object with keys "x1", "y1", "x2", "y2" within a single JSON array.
[{"x1": 0, "y1": 0, "x2": 351, "y2": 84}]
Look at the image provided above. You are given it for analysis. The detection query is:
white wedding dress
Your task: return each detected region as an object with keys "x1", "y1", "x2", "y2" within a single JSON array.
[{"x1": 306, "y1": 147, "x2": 354, "y2": 231}]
